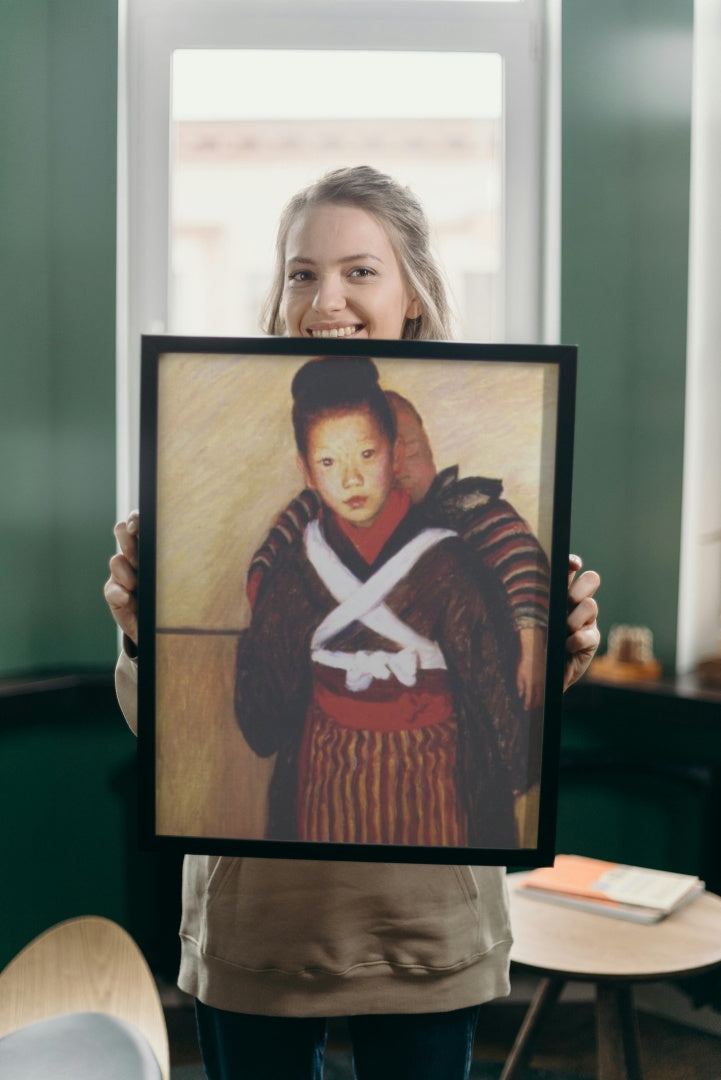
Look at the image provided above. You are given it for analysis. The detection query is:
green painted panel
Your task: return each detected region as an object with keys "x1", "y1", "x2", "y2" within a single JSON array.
[
  {"x1": 46, "y1": 0, "x2": 119, "y2": 668},
  {"x1": 0, "y1": 691, "x2": 132, "y2": 967},
  {"x1": 0, "y1": 2, "x2": 54, "y2": 671},
  {"x1": 562, "y1": 0, "x2": 693, "y2": 669},
  {"x1": 0, "y1": 0, "x2": 118, "y2": 674},
  {"x1": 559, "y1": 685, "x2": 721, "y2": 886},
  {"x1": 0, "y1": 685, "x2": 184, "y2": 977},
  {"x1": 556, "y1": 771, "x2": 707, "y2": 877}
]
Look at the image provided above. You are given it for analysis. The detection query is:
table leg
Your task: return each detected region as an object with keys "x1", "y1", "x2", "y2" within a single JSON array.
[
  {"x1": 499, "y1": 976, "x2": 565, "y2": 1080},
  {"x1": 596, "y1": 982, "x2": 643, "y2": 1080}
]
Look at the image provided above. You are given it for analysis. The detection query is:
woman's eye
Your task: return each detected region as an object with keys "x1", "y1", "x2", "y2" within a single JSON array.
[
  {"x1": 319, "y1": 457, "x2": 333, "y2": 468},
  {"x1": 349, "y1": 267, "x2": 374, "y2": 279},
  {"x1": 361, "y1": 448, "x2": 375, "y2": 459},
  {"x1": 288, "y1": 270, "x2": 313, "y2": 283}
]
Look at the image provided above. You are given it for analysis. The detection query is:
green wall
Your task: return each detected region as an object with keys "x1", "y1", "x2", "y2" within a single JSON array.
[
  {"x1": 1, "y1": 683, "x2": 183, "y2": 973},
  {"x1": 0, "y1": 0, "x2": 118, "y2": 676},
  {"x1": 0, "y1": 0, "x2": 133, "y2": 968},
  {"x1": 562, "y1": 0, "x2": 693, "y2": 669},
  {"x1": 0, "y1": 1, "x2": 693, "y2": 677}
]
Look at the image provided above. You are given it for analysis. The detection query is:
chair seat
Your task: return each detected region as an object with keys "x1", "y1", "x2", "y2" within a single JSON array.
[{"x1": 0, "y1": 1011, "x2": 162, "y2": 1079}]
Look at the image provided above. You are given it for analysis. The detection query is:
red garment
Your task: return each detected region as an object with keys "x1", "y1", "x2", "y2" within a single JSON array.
[
  {"x1": 333, "y1": 486, "x2": 411, "y2": 565},
  {"x1": 297, "y1": 696, "x2": 467, "y2": 848},
  {"x1": 312, "y1": 664, "x2": 452, "y2": 732}
]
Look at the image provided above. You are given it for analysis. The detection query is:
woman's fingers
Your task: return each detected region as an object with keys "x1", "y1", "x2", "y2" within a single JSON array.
[
  {"x1": 113, "y1": 510, "x2": 139, "y2": 567},
  {"x1": 564, "y1": 560, "x2": 601, "y2": 689},
  {"x1": 104, "y1": 512, "x2": 140, "y2": 644}
]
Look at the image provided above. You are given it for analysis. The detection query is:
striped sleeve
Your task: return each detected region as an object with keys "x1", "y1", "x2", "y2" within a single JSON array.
[{"x1": 445, "y1": 495, "x2": 550, "y2": 632}]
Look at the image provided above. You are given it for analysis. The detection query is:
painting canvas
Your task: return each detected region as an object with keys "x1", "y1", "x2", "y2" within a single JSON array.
[{"x1": 137, "y1": 336, "x2": 576, "y2": 865}]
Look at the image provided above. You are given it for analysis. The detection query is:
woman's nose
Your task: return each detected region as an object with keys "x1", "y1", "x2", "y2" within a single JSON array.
[{"x1": 313, "y1": 274, "x2": 345, "y2": 314}]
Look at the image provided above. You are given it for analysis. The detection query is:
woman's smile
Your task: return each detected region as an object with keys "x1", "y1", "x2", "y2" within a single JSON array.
[{"x1": 307, "y1": 323, "x2": 365, "y2": 339}]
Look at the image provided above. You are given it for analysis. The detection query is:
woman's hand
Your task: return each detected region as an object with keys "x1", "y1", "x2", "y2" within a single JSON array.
[
  {"x1": 564, "y1": 554, "x2": 601, "y2": 690},
  {"x1": 103, "y1": 510, "x2": 139, "y2": 646}
]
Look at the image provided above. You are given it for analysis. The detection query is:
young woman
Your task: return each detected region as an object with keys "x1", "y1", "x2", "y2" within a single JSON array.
[
  {"x1": 105, "y1": 166, "x2": 601, "y2": 1080},
  {"x1": 236, "y1": 355, "x2": 527, "y2": 851}
]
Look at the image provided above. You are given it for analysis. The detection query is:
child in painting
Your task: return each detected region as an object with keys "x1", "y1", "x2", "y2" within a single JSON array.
[
  {"x1": 247, "y1": 389, "x2": 550, "y2": 713},
  {"x1": 235, "y1": 355, "x2": 530, "y2": 850}
]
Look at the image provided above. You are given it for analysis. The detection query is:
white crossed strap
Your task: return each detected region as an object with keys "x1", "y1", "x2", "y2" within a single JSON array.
[{"x1": 304, "y1": 519, "x2": 456, "y2": 692}]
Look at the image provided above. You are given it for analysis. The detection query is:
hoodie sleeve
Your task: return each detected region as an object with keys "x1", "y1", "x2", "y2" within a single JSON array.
[{"x1": 114, "y1": 646, "x2": 139, "y2": 736}]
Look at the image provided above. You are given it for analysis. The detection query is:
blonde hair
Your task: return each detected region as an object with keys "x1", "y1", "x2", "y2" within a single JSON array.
[{"x1": 262, "y1": 165, "x2": 454, "y2": 341}]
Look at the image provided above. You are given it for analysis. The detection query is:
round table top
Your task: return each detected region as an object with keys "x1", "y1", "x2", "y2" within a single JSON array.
[{"x1": 508, "y1": 872, "x2": 721, "y2": 981}]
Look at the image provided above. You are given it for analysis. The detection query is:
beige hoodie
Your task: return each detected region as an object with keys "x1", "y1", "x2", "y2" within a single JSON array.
[{"x1": 116, "y1": 650, "x2": 512, "y2": 1016}]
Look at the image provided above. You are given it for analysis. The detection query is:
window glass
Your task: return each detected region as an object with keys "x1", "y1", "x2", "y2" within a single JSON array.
[{"x1": 120, "y1": 0, "x2": 549, "y2": 510}]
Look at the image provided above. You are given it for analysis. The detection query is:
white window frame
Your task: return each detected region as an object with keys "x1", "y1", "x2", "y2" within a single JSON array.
[
  {"x1": 117, "y1": 0, "x2": 558, "y2": 511},
  {"x1": 676, "y1": 0, "x2": 721, "y2": 675}
]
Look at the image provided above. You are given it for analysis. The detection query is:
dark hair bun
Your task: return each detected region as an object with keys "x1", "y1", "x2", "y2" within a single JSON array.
[
  {"x1": 291, "y1": 356, "x2": 380, "y2": 404},
  {"x1": 290, "y1": 356, "x2": 396, "y2": 456}
]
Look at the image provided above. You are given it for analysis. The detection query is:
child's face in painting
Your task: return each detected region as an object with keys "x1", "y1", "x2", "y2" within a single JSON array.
[
  {"x1": 282, "y1": 204, "x2": 421, "y2": 341},
  {"x1": 391, "y1": 396, "x2": 437, "y2": 505},
  {"x1": 299, "y1": 409, "x2": 396, "y2": 528}
]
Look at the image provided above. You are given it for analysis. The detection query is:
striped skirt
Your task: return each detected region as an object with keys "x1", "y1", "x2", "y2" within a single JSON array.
[{"x1": 296, "y1": 676, "x2": 468, "y2": 848}]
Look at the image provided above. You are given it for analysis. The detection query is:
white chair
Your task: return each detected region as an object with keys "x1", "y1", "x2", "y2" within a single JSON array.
[{"x1": 0, "y1": 915, "x2": 170, "y2": 1079}]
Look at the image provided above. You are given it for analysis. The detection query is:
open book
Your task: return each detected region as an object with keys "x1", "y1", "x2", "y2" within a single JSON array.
[{"x1": 515, "y1": 854, "x2": 705, "y2": 923}]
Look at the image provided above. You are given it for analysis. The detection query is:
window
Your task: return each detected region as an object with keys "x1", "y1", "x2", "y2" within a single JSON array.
[
  {"x1": 118, "y1": 0, "x2": 557, "y2": 509},
  {"x1": 169, "y1": 49, "x2": 503, "y2": 339}
]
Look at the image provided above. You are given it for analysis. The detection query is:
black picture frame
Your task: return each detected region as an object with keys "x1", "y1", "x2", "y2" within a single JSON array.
[{"x1": 138, "y1": 335, "x2": 576, "y2": 866}]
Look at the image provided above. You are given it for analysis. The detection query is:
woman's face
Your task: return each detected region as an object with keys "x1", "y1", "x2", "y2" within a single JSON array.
[
  {"x1": 299, "y1": 408, "x2": 396, "y2": 528},
  {"x1": 281, "y1": 203, "x2": 421, "y2": 341}
]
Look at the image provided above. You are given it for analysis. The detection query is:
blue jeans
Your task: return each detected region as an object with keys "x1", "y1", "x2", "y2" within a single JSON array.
[{"x1": 195, "y1": 1000, "x2": 481, "y2": 1080}]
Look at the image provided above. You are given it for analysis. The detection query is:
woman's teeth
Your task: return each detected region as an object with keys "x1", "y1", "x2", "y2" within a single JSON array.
[{"x1": 310, "y1": 325, "x2": 360, "y2": 338}]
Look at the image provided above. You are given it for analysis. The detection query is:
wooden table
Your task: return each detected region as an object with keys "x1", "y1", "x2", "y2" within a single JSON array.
[{"x1": 502, "y1": 874, "x2": 721, "y2": 1080}]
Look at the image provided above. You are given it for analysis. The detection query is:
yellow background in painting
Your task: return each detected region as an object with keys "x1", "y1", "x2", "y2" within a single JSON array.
[{"x1": 152, "y1": 349, "x2": 557, "y2": 843}]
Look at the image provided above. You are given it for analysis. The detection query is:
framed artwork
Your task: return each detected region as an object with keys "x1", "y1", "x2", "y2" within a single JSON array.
[{"x1": 137, "y1": 336, "x2": 576, "y2": 865}]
